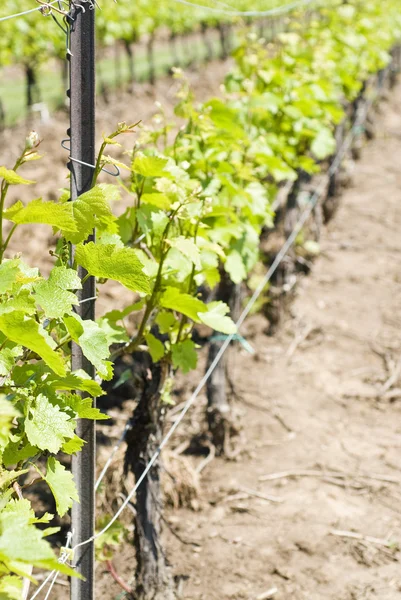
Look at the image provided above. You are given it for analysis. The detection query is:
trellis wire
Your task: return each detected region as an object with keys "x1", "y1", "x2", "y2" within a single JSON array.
[
  {"x1": 169, "y1": 0, "x2": 323, "y2": 17},
  {"x1": 0, "y1": 0, "x2": 327, "y2": 25},
  {"x1": 28, "y1": 532, "x2": 73, "y2": 600},
  {"x1": 95, "y1": 420, "x2": 132, "y2": 491},
  {"x1": 68, "y1": 84, "x2": 377, "y2": 559},
  {"x1": 0, "y1": 0, "x2": 68, "y2": 23}
]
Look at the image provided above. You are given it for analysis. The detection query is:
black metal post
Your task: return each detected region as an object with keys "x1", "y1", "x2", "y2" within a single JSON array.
[{"x1": 68, "y1": 2, "x2": 96, "y2": 599}]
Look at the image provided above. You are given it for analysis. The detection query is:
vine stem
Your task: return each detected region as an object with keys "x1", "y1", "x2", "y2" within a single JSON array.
[
  {"x1": 12, "y1": 482, "x2": 33, "y2": 600},
  {"x1": 176, "y1": 200, "x2": 203, "y2": 345},
  {"x1": 105, "y1": 560, "x2": 132, "y2": 595},
  {"x1": 111, "y1": 203, "x2": 184, "y2": 360},
  {"x1": 0, "y1": 224, "x2": 18, "y2": 261},
  {"x1": 0, "y1": 152, "x2": 25, "y2": 262},
  {"x1": 131, "y1": 175, "x2": 145, "y2": 243},
  {"x1": 54, "y1": 335, "x2": 72, "y2": 351}
]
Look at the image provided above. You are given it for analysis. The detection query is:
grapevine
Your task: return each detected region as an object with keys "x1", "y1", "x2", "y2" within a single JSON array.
[{"x1": 0, "y1": 0, "x2": 400, "y2": 598}]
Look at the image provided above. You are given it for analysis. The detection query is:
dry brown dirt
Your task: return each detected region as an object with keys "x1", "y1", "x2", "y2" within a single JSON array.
[{"x1": 3, "y1": 66, "x2": 401, "y2": 599}]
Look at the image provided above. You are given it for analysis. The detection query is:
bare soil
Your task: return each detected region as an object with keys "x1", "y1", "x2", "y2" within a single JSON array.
[{"x1": 4, "y1": 66, "x2": 401, "y2": 599}]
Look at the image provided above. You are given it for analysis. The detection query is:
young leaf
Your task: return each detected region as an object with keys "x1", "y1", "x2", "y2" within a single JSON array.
[
  {"x1": 46, "y1": 373, "x2": 104, "y2": 397},
  {"x1": 141, "y1": 193, "x2": 171, "y2": 210},
  {"x1": 62, "y1": 185, "x2": 115, "y2": 244},
  {"x1": 103, "y1": 300, "x2": 145, "y2": 323},
  {"x1": 160, "y1": 287, "x2": 206, "y2": 322},
  {"x1": 0, "y1": 575, "x2": 22, "y2": 600},
  {"x1": 171, "y1": 340, "x2": 198, "y2": 374},
  {"x1": 64, "y1": 314, "x2": 111, "y2": 378},
  {"x1": 132, "y1": 154, "x2": 169, "y2": 177},
  {"x1": 0, "y1": 167, "x2": 33, "y2": 185},
  {"x1": 225, "y1": 249, "x2": 248, "y2": 284},
  {"x1": 0, "y1": 260, "x2": 20, "y2": 294},
  {"x1": 95, "y1": 517, "x2": 126, "y2": 562},
  {"x1": 1, "y1": 498, "x2": 46, "y2": 525},
  {"x1": 0, "y1": 469, "x2": 28, "y2": 492},
  {"x1": 155, "y1": 311, "x2": 176, "y2": 334},
  {"x1": 198, "y1": 302, "x2": 237, "y2": 334},
  {"x1": 256, "y1": 155, "x2": 297, "y2": 182},
  {"x1": 2, "y1": 440, "x2": 38, "y2": 468},
  {"x1": 4, "y1": 199, "x2": 77, "y2": 232},
  {"x1": 44, "y1": 457, "x2": 79, "y2": 517},
  {"x1": 0, "y1": 500, "x2": 77, "y2": 578},
  {"x1": 311, "y1": 127, "x2": 336, "y2": 159},
  {"x1": 0, "y1": 347, "x2": 21, "y2": 377},
  {"x1": 0, "y1": 399, "x2": 20, "y2": 450},
  {"x1": 61, "y1": 435, "x2": 85, "y2": 455},
  {"x1": 34, "y1": 266, "x2": 81, "y2": 319},
  {"x1": 98, "y1": 318, "x2": 129, "y2": 345},
  {"x1": 58, "y1": 394, "x2": 109, "y2": 421},
  {"x1": 0, "y1": 289, "x2": 36, "y2": 317},
  {"x1": 75, "y1": 242, "x2": 150, "y2": 294},
  {"x1": 145, "y1": 333, "x2": 165, "y2": 362},
  {"x1": 0, "y1": 312, "x2": 66, "y2": 376},
  {"x1": 169, "y1": 236, "x2": 201, "y2": 269},
  {"x1": 25, "y1": 394, "x2": 75, "y2": 453}
]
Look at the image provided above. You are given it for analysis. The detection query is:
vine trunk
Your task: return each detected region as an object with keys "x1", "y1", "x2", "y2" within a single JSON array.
[
  {"x1": 124, "y1": 356, "x2": 176, "y2": 600},
  {"x1": 206, "y1": 270, "x2": 242, "y2": 455}
]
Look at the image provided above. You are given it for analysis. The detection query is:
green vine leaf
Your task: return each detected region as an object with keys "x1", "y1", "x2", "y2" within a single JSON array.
[
  {"x1": 0, "y1": 260, "x2": 20, "y2": 294},
  {"x1": 145, "y1": 333, "x2": 165, "y2": 362},
  {"x1": 47, "y1": 373, "x2": 104, "y2": 397},
  {"x1": 58, "y1": 394, "x2": 109, "y2": 421},
  {"x1": 0, "y1": 167, "x2": 34, "y2": 185},
  {"x1": 0, "y1": 499, "x2": 78, "y2": 579},
  {"x1": 62, "y1": 185, "x2": 116, "y2": 244},
  {"x1": 0, "y1": 290, "x2": 36, "y2": 318},
  {"x1": 4, "y1": 199, "x2": 77, "y2": 232},
  {"x1": 198, "y1": 301, "x2": 237, "y2": 334},
  {"x1": 141, "y1": 192, "x2": 171, "y2": 210},
  {"x1": 44, "y1": 457, "x2": 79, "y2": 517},
  {"x1": 75, "y1": 242, "x2": 150, "y2": 294},
  {"x1": 311, "y1": 127, "x2": 336, "y2": 159},
  {"x1": 0, "y1": 469, "x2": 28, "y2": 492},
  {"x1": 159, "y1": 287, "x2": 206, "y2": 322},
  {"x1": 61, "y1": 435, "x2": 85, "y2": 455},
  {"x1": 25, "y1": 394, "x2": 75, "y2": 453},
  {"x1": 2, "y1": 439, "x2": 38, "y2": 468},
  {"x1": 155, "y1": 311, "x2": 176, "y2": 334},
  {"x1": 34, "y1": 266, "x2": 81, "y2": 319},
  {"x1": 64, "y1": 314, "x2": 112, "y2": 378},
  {"x1": 0, "y1": 312, "x2": 66, "y2": 376},
  {"x1": 169, "y1": 236, "x2": 201, "y2": 269},
  {"x1": 0, "y1": 347, "x2": 22, "y2": 377},
  {"x1": 0, "y1": 399, "x2": 20, "y2": 451},
  {"x1": 0, "y1": 575, "x2": 22, "y2": 600},
  {"x1": 132, "y1": 154, "x2": 169, "y2": 177},
  {"x1": 224, "y1": 250, "x2": 247, "y2": 284},
  {"x1": 171, "y1": 339, "x2": 198, "y2": 373}
]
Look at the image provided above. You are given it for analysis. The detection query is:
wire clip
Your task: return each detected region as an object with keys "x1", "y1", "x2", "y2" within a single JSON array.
[{"x1": 61, "y1": 139, "x2": 120, "y2": 177}]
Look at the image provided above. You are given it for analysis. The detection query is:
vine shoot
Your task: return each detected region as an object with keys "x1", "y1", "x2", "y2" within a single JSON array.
[{"x1": 0, "y1": 1, "x2": 400, "y2": 599}]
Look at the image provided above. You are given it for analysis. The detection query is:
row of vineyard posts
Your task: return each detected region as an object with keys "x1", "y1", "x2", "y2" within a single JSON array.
[
  {"x1": 0, "y1": 1, "x2": 401, "y2": 600},
  {"x1": 0, "y1": 0, "x2": 292, "y2": 124}
]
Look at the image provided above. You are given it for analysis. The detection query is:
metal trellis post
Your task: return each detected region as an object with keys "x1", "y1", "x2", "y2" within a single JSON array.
[{"x1": 68, "y1": 2, "x2": 96, "y2": 599}]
